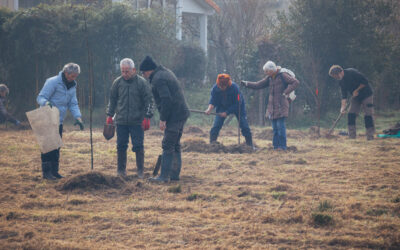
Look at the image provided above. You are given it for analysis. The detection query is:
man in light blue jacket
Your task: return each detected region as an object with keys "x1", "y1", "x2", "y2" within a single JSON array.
[{"x1": 37, "y1": 63, "x2": 84, "y2": 180}]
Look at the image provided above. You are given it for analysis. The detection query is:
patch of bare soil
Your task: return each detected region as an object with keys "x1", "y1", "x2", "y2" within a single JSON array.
[
  {"x1": 184, "y1": 126, "x2": 204, "y2": 134},
  {"x1": 56, "y1": 172, "x2": 126, "y2": 191},
  {"x1": 181, "y1": 139, "x2": 254, "y2": 154}
]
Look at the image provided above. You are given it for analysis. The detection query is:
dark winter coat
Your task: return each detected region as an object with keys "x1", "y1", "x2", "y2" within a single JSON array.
[
  {"x1": 149, "y1": 66, "x2": 190, "y2": 123},
  {"x1": 107, "y1": 74, "x2": 154, "y2": 125},
  {"x1": 246, "y1": 71, "x2": 299, "y2": 119}
]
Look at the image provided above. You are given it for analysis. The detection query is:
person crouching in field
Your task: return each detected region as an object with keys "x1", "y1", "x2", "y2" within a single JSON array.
[
  {"x1": 106, "y1": 58, "x2": 154, "y2": 178},
  {"x1": 37, "y1": 63, "x2": 84, "y2": 180},
  {"x1": 204, "y1": 73, "x2": 254, "y2": 148},
  {"x1": 241, "y1": 61, "x2": 299, "y2": 150},
  {"x1": 140, "y1": 56, "x2": 190, "y2": 183},
  {"x1": 0, "y1": 84, "x2": 21, "y2": 127},
  {"x1": 328, "y1": 65, "x2": 375, "y2": 140}
]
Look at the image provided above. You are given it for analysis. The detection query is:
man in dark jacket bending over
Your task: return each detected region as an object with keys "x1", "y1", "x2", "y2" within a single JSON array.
[
  {"x1": 140, "y1": 56, "x2": 190, "y2": 183},
  {"x1": 204, "y1": 73, "x2": 254, "y2": 147},
  {"x1": 106, "y1": 58, "x2": 154, "y2": 178},
  {"x1": 329, "y1": 65, "x2": 375, "y2": 140}
]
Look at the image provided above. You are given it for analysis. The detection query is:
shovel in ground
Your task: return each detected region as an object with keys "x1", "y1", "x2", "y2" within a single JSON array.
[
  {"x1": 152, "y1": 154, "x2": 162, "y2": 176},
  {"x1": 326, "y1": 97, "x2": 352, "y2": 137}
]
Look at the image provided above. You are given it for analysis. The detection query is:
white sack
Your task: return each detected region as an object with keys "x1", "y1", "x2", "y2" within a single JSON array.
[{"x1": 26, "y1": 106, "x2": 63, "y2": 154}]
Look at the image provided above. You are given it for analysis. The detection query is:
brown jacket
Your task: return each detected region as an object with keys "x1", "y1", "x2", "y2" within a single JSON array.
[{"x1": 246, "y1": 71, "x2": 299, "y2": 119}]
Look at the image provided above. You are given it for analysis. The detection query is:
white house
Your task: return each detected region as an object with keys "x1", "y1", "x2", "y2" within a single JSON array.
[
  {"x1": 176, "y1": 0, "x2": 219, "y2": 55},
  {"x1": 113, "y1": 0, "x2": 219, "y2": 55}
]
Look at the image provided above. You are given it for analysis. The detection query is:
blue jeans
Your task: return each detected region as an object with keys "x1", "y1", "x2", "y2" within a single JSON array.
[
  {"x1": 271, "y1": 118, "x2": 286, "y2": 150},
  {"x1": 116, "y1": 124, "x2": 144, "y2": 152},
  {"x1": 210, "y1": 112, "x2": 252, "y2": 141}
]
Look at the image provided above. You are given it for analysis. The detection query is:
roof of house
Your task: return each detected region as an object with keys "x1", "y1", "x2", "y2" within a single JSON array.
[{"x1": 203, "y1": 0, "x2": 220, "y2": 13}]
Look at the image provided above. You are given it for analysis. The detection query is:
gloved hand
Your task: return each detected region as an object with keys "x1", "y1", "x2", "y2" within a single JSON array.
[
  {"x1": 106, "y1": 116, "x2": 113, "y2": 125},
  {"x1": 142, "y1": 118, "x2": 150, "y2": 131},
  {"x1": 45, "y1": 101, "x2": 52, "y2": 108},
  {"x1": 74, "y1": 117, "x2": 84, "y2": 130},
  {"x1": 240, "y1": 80, "x2": 248, "y2": 87}
]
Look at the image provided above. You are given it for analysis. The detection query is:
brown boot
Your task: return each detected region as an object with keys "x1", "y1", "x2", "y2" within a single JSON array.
[
  {"x1": 348, "y1": 125, "x2": 356, "y2": 139},
  {"x1": 366, "y1": 127, "x2": 375, "y2": 140}
]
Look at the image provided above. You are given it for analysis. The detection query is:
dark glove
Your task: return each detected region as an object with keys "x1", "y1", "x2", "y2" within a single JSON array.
[
  {"x1": 141, "y1": 118, "x2": 150, "y2": 131},
  {"x1": 45, "y1": 101, "x2": 52, "y2": 108},
  {"x1": 240, "y1": 80, "x2": 248, "y2": 87},
  {"x1": 74, "y1": 118, "x2": 84, "y2": 130}
]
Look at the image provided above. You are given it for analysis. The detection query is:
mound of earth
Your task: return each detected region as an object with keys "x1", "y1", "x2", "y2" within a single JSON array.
[
  {"x1": 181, "y1": 139, "x2": 254, "y2": 154},
  {"x1": 185, "y1": 126, "x2": 204, "y2": 134},
  {"x1": 57, "y1": 172, "x2": 126, "y2": 191}
]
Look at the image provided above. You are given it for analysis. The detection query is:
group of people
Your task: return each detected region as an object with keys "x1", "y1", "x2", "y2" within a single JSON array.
[
  {"x1": 2, "y1": 55, "x2": 373, "y2": 182},
  {"x1": 35, "y1": 57, "x2": 189, "y2": 183}
]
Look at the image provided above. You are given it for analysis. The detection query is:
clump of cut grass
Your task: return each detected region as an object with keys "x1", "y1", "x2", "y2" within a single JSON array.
[
  {"x1": 186, "y1": 193, "x2": 198, "y2": 201},
  {"x1": 168, "y1": 185, "x2": 181, "y2": 193},
  {"x1": 391, "y1": 196, "x2": 400, "y2": 203},
  {"x1": 318, "y1": 200, "x2": 333, "y2": 212},
  {"x1": 366, "y1": 208, "x2": 388, "y2": 216},
  {"x1": 312, "y1": 213, "x2": 333, "y2": 226},
  {"x1": 271, "y1": 192, "x2": 286, "y2": 200}
]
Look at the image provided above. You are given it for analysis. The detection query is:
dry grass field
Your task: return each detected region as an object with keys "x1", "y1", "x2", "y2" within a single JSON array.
[{"x1": 0, "y1": 125, "x2": 399, "y2": 249}]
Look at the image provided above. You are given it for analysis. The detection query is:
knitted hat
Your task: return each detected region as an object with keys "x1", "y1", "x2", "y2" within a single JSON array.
[
  {"x1": 216, "y1": 73, "x2": 232, "y2": 89},
  {"x1": 139, "y1": 56, "x2": 157, "y2": 71}
]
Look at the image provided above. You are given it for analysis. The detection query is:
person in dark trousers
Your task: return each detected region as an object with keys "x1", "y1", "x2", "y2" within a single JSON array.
[
  {"x1": 140, "y1": 56, "x2": 190, "y2": 183},
  {"x1": 106, "y1": 58, "x2": 154, "y2": 178},
  {"x1": 37, "y1": 63, "x2": 84, "y2": 180},
  {"x1": 0, "y1": 84, "x2": 21, "y2": 127},
  {"x1": 241, "y1": 60, "x2": 299, "y2": 150},
  {"x1": 329, "y1": 65, "x2": 375, "y2": 140},
  {"x1": 205, "y1": 73, "x2": 254, "y2": 147}
]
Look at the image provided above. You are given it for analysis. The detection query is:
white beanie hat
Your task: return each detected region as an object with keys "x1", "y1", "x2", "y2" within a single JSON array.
[{"x1": 263, "y1": 60, "x2": 277, "y2": 72}]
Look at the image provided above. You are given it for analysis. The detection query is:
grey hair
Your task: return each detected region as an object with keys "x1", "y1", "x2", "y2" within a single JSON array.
[
  {"x1": 263, "y1": 60, "x2": 277, "y2": 73},
  {"x1": 63, "y1": 63, "x2": 81, "y2": 74},
  {"x1": 0, "y1": 84, "x2": 9, "y2": 95},
  {"x1": 120, "y1": 58, "x2": 135, "y2": 69}
]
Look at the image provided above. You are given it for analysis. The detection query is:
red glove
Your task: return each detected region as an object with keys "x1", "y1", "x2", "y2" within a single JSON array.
[
  {"x1": 142, "y1": 118, "x2": 150, "y2": 131},
  {"x1": 106, "y1": 116, "x2": 113, "y2": 125}
]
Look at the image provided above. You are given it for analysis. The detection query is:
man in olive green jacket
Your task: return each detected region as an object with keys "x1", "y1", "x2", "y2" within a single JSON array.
[{"x1": 106, "y1": 58, "x2": 154, "y2": 178}]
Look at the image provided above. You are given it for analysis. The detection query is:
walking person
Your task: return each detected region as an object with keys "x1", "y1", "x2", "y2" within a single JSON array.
[
  {"x1": 205, "y1": 73, "x2": 254, "y2": 147},
  {"x1": 106, "y1": 58, "x2": 154, "y2": 178},
  {"x1": 37, "y1": 63, "x2": 84, "y2": 180},
  {"x1": 0, "y1": 84, "x2": 21, "y2": 127},
  {"x1": 241, "y1": 60, "x2": 299, "y2": 150},
  {"x1": 328, "y1": 65, "x2": 375, "y2": 140},
  {"x1": 140, "y1": 56, "x2": 190, "y2": 183}
]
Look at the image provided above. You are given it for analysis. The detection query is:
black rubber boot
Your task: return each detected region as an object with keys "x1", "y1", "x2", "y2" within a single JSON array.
[
  {"x1": 136, "y1": 150, "x2": 144, "y2": 179},
  {"x1": 117, "y1": 150, "x2": 127, "y2": 177},
  {"x1": 51, "y1": 161, "x2": 63, "y2": 179},
  {"x1": 170, "y1": 152, "x2": 182, "y2": 181},
  {"x1": 149, "y1": 151, "x2": 173, "y2": 183},
  {"x1": 42, "y1": 162, "x2": 56, "y2": 180}
]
